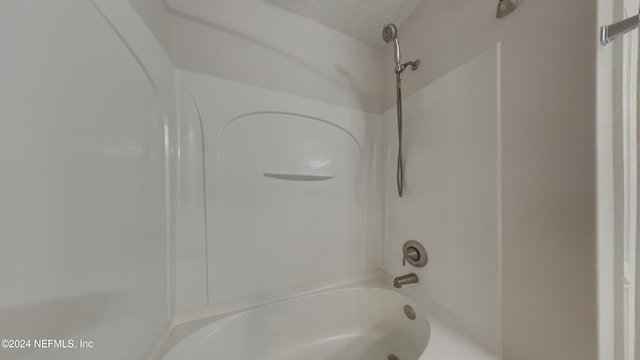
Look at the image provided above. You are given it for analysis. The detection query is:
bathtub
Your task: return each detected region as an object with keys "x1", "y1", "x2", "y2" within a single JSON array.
[
  {"x1": 157, "y1": 273, "x2": 500, "y2": 360},
  {"x1": 162, "y1": 287, "x2": 429, "y2": 360}
]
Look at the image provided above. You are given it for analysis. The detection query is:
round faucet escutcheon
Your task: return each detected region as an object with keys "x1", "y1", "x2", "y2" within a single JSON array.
[{"x1": 402, "y1": 240, "x2": 428, "y2": 267}]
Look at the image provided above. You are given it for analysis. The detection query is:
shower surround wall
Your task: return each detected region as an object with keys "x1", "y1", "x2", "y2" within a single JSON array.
[
  {"x1": 127, "y1": 1, "x2": 599, "y2": 360},
  {"x1": 0, "y1": 1, "x2": 175, "y2": 359},
  {"x1": 179, "y1": 71, "x2": 382, "y2": 307},
  {"x1": 382, "y1": 46, "x2": 501, "y2": 353},
  {"x1": 166, "y1": 0, "x2": 385, "y2": 313},
  {"x1": 381, "y1": 0, "x2": 599, "y2": 359},
  {"x1": 158, "y1": 2, "x2": 501, "y2": 355}
]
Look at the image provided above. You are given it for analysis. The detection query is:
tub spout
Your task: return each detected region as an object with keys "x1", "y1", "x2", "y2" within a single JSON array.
[{"x1": 393, "y1": 273, "x2": 418, "y2": 288}]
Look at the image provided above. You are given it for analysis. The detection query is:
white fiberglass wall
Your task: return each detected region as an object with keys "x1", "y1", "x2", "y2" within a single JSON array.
[
  {"x1": 383, "y1": 0, "x2": 599, "y2": 357},
  {"x1": 382, "y1": 46, "x2": 501, "y2": 353},
  {"x1": 176, "y1": 71, "x2": 382, "y2": 310},
  {"x1": 0, "y1": 1, "x2": 174, "y2": 359},
  {"x1": 168, "y1": 0, "x2": 385, "y2": 313}
]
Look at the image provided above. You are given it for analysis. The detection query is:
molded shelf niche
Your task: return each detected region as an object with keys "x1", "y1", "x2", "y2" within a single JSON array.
[{"x1": 263, "y1": 173, "x2": 334, "y2": 181}]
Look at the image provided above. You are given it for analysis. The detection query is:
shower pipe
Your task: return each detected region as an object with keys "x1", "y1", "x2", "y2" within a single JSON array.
[{"x1": 382, "y1": 24, "x2": 420, "y2": 197}]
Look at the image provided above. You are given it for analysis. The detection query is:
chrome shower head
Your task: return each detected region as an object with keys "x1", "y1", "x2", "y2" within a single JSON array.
[
  {"x1": 382, "y1": 24, "x2": 398, "y2": 43},
  {"x1": 383, "y1": 24, "x2": 401, "y2": 67},
  {"x1": 496, "y1": 0, "x2": 523, "y2": 18}
]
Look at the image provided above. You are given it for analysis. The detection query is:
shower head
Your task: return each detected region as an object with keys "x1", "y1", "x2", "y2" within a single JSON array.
[
  {"x1": 496, "y1": 0, "x2": 523, "y2": 18},
  {"x1": 382, "y1": 24, "x2": 398, "y2": 43},
  {"x1": 382, "y1": 24, "x2": 401, "y2": 68}
]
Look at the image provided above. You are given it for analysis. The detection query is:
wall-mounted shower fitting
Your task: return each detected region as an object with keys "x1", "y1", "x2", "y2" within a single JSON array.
[
  {"x1": 496, "y1": 0, "x2": 523, "y2": 19},
  {"x1": 382, "y1": 24, "x2": 420, "y2": 75},
  {"x1": 402, "y1": 240, "x2": 428, "y2": 267},
  {"x1": 394, "y1": 273, "x2": 419, "y2": 288},
  {"x1": 382, "y1": 24, "x2": 420, "y2": 198}
]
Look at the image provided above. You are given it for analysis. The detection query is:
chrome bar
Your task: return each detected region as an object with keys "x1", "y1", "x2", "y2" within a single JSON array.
[{"x1": 601, "y1": 14, "x2": 639, "y2": 45}]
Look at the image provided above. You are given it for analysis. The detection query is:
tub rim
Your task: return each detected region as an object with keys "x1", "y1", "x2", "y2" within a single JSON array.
[{"x1": 154, "y1": 271, "x2": 430, "y2": 360}]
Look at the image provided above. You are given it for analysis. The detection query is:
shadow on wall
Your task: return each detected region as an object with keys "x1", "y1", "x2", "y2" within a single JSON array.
[
  {"x1": 335, "y1": 64, "x2": 379, "y2": 112},
  {"x1": 165, "y1": 4, "x2": 374, "y2": 111}
]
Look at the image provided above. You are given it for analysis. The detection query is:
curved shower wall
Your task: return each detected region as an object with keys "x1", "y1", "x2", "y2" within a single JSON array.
[
  {"x1": 214, "y1": 112, "x2": 362, "y2": 304},
  {"x1": 166, "y1": 0, "x2": 386, "y2": 313},
  {"x1": 0, "y1": 1, "x2": 175, "y2": 358},
  {"x1": 174, "y1": 70, "x2": 382, "y2": 311}
]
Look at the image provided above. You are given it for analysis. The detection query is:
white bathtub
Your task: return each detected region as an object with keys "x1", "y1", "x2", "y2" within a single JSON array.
[{"x1": 163, "y1": 287, "x2": 430, "y2": 360}]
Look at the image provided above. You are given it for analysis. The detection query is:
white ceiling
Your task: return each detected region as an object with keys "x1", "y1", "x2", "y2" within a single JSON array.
[{"x1": 264, "y1": 0, "x2": 424, "y2": 47}]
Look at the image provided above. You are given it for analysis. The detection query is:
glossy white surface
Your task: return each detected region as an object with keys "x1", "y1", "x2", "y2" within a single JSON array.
[
  {"x1": 174, "y1": 70, "x2": 382, "y2": 311},
  {"x1": 158, "y1": 274, "x2": 498, "y2": 360},
  {"x1": 385, "y1": 0, "x2": 600, "y2": 358},
  {"x1": 164, "y1": 286, "x2": 429, "y2": 360},
  {"x1": 0, "y1": 0, "x2": 174, "y2": 358},
  {"x1": 174, "y1": 70, "x2": 209, "y2": 312},
  {"x1": 383, "y1": 46, "x2": 501, "y2": 353}
]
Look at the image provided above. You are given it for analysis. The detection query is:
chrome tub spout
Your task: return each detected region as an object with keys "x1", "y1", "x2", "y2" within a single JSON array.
[{"x1": 393, "y1": 273, "x2": 419, "y2": 288}]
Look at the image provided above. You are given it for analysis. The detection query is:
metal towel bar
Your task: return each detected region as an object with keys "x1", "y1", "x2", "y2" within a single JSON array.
[{"x1": 601, "y1": 14, "x2": 639, "y2": 45}]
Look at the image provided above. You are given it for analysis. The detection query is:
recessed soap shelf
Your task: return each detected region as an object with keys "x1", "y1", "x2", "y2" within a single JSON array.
[{"x1": 263, "y1": 173, "x2": 334, "y2": 181}]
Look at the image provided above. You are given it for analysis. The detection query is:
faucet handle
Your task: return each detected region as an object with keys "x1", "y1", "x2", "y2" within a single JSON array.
[
  {"x1": 403, "y1": 246, "x2": 419, "y2": 266},
  {"x1": 402, "y1": 240, "x2": 428, "y2": 267}
]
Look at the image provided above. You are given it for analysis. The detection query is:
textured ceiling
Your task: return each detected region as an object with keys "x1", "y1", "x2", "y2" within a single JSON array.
[{"x1": 264, "y1": 0, "x2": 424, "y2": 47}]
